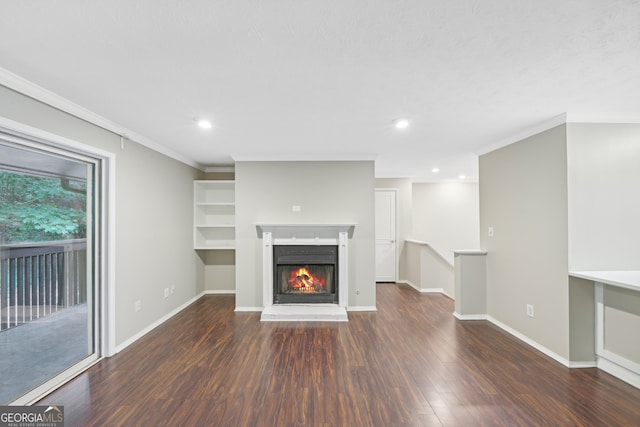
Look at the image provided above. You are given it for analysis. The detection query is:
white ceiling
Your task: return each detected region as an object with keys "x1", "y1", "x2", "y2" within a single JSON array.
[{"x1": 1, "y1": 0, "x2": 639, "y2": 182}]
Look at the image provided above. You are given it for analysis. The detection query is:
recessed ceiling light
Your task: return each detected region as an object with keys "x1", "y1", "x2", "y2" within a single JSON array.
[
  {"x1": 458, "y1": 174, "x2": 466, "y2": 180},
  {"x1": 196, "y1": 118, "x2": 213, "y2": 129},
  {"x1": 432, "y1": 168, "x2": 440, "y2": 174},
  {"x1": 392, "y1": 118, "x2": 410, "y2": 129}
]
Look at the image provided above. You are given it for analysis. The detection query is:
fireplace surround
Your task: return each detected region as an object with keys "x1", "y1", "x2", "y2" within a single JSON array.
[{"x1": 256, "y1": 224, "x2": 354, "y2": 321}]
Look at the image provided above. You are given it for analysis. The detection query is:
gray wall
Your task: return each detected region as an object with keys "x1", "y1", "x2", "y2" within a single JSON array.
[
  {"x1": 201, "y1": 250, "x2": 235, "y2": 292},
  {"x1": 412, "y1": 182, "x2": 480, "y2": 265},
  {"x1": 568, "y1": 276, "x2": 595, "y2": 362},
  {"x1": 235, "y1": 161, "x2": 376, "y2": 309},
  {"x1": 398, "y1": 182, "x2": 480, "y2": 297},
  {"x1": 604, "y1": 286, "x2": 640, "y2": 362},
  {"x1": 0, "y1": 85, "x2": 204, "y2": 347},
  {"x1": 479, "y1": 124, "x2": 571, "y2": 360}
]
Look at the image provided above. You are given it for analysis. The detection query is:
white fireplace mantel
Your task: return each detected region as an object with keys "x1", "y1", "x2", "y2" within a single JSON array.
[
  {"x1": 255, "y1": 223, "x2": 355, "y2": 240},
  {"x1": 256, "y1": 223, "x2": 355, "y2": 321}
]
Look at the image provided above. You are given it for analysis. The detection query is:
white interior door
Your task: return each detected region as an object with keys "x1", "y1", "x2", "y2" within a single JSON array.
[{"x1": 375, "y1": 189, "x2": 397, "y2": 282}]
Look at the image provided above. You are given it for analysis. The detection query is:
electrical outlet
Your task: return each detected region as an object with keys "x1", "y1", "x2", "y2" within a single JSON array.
[
  {"x1": 164, "y1": 288, "x2": 169, "y2": 298},
  {"x1": 171, "y1": 285, "x2": 175, "y2": 295},
  {"x1": 292, "y1": 205, "x2": 301, "y2": 212},
  {"x1": 134, "y1": 300, "x2": 141, "y2": 312},
  {"x1": 526, "y1": 304, "x2": 535, "y2": 318}
]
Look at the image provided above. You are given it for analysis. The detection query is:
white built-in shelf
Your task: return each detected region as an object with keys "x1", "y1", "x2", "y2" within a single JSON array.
[{"x1": 194, "y1": 180, "x2": 235, "y2": 249}]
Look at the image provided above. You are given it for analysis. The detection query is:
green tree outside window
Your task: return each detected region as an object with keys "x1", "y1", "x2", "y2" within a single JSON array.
[{"x1": 0, "y1": 171, "x2": 86, "y2": 244}]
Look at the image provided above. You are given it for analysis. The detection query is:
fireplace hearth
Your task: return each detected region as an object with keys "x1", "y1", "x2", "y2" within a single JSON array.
[{"x1": 273, "y1": 245, "x2": 338, "y2": 304}]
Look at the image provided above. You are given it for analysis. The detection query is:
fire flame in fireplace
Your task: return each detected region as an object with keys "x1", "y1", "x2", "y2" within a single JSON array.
[{"x1": 288, "y1": 267, "x2": 325, "y2": 292}]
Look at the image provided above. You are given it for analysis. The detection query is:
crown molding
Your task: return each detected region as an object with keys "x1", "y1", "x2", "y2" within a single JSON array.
[
  {"x1": 476, "y1": 111, "x2": 640, "y2": 157},
  {"x1": 475, "y1": 113, "x2": 568, "y2": 157},
  {"x1": 204, "y1": 166, "x2": 235, "y2": 173},
  {"x1": 565, "y1": 112, "x2": 640, "y2": 123},
  {"x1": 231, "y1": 153, "x2": 378, "y2": 162},
  {"x1": 0, "y1": 67, "x2": 203, "y2": 170}
]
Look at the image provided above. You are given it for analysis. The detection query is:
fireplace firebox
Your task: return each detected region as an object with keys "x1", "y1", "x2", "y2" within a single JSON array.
[{"x1": 273, "y1": 245, "x2": 338, "y2": 304}]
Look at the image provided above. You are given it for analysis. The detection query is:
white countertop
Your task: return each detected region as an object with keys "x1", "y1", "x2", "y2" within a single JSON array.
[{"x1": 569, "y1": 270, "x2": 640, "y2": 292}]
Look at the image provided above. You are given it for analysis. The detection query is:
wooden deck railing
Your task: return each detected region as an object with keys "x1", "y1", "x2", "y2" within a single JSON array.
[{"x1": 0, "y1": 239, "x2": 87, "y2": 331}]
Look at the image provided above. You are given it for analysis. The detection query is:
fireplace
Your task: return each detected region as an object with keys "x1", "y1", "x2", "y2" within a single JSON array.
[
  {"x1": 257, "y1": 223, "x2": 354, "y2": 321},
  {"x1": 273, "y1": 245, "x2": 338, "y2": 304}
]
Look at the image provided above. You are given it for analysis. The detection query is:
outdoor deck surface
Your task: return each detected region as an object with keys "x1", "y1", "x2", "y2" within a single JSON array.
[{"x1": 0, "y1": 303, "x2": 88, "y2": 403}]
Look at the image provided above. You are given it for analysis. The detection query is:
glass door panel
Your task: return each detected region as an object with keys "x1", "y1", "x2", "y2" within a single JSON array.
[{"x1": 0, "y1": 140, "x2": 99, "y2": 404}]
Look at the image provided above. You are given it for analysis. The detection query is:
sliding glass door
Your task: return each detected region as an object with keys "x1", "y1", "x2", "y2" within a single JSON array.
[{"x1": 0, "y1": 135, "x2": 101, "y2": 404}]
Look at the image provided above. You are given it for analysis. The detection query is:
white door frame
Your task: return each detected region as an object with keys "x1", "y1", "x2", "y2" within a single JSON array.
[{"x1": 0, "y1": 117, "x2": 116, "y2": 403}]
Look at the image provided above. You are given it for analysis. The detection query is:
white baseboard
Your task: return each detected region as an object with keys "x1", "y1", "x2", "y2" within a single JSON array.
[
  {"x1": 395, "y1": 279, "x2": 414, "y2": 288},
  {"x1": 112, "y1": 287, "x2": 608, "y2": 387},
  {"x1": 598, "y1": 355, "x2": 640, "y2": 389},
  {"x1": 453, "y1": 312, "x2": 488, "y2": 321},
  {"x1": 205, "y1": 290, "x2": 236, "y2": 295},
  {"x1": 234, "y1": 306, "x2": 263, "y2": 312},
  {"x1": 568, "y1": 361, "x2": 597, "y2": 368},
  {"x1": 397, "y1": 279, "x2": 419, "y2": 291},
  {"x1": 487, "y1": 316, "x2": 571, "y2": 368},
  {"x1": 398, "y1": 284, "x2": 600, "y2": 372},
  {"x1": 347, "y1": 306, "x2": 377, "y2": 312},
  {"x1": 440, "y1": 290, "x2": 454, "y2": 300},
  {"x1": 114, "y1": 291, "x2": 205, "y2": 354},
  {"x1": 398, "y1": 280, "x2": 444, "y2": 294}
]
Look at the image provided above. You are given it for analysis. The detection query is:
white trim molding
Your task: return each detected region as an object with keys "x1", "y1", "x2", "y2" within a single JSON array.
[
  {"x1": 570, "y1": 272, "x2": 640, "y2": 387},
  {"x1": 565, "y1": 112, "x2": 640, "y2": 123},
  {"x1": 115, "y1": 292, "x2": 204, "y2": 353},
  {"x1": 475, "y1": 113, "x2": 568, "y2": 156},
  {"x1": 398, "y1": 279, "x2": 445, "y2": 295},
  {"x1": 476, "y1": 111, "x2": 640, "y2": 158},
  {"x1": 347, "y1": 306, "x2": 378, "y2": 312},
  {"x1": 204, "y1": 166, "x2": 235, "y2": 173},
  {"x1": 232, "y1": 153, "x2": 378, "y2": 162},
  {"x1": 234, "y1": 307, "x2": 263, "y2": 312},
  {"x1": 597, "y1": 355, "x2": 640, "y2": 389},
  {"x1": 403, "y1": 282, "x2": 597, "y2": 371},
  {"x1": 487, "y1": 316, "x2": 573, "y2": 368},
  {"x1": 487, "y1": 315, "x2": 594, "y2": 368},
  {"x1": 453, "y1": 312, "x2": 487, "y2": 321},
  {"x1": 0, "y1": 66, "x2": 201, "y2": 170}
]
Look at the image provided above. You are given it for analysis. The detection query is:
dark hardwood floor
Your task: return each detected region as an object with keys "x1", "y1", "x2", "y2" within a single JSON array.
[{"x1": 40, "y1": 283, "x2": 640, "y2": 426}]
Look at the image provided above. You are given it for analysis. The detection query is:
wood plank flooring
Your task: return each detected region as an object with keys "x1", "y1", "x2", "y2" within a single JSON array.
[{"x1": 40, "y1": 283, "x2": 640, "y2": 426}]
